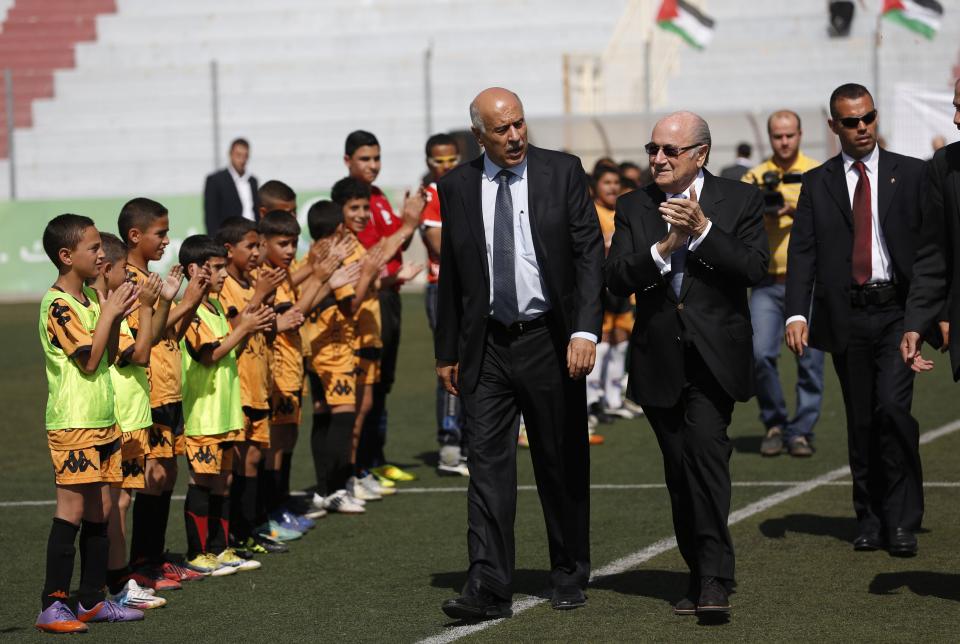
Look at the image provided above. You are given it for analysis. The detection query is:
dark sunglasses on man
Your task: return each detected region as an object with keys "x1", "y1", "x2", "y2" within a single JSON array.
[
  {"x1": 837, "y1": 109, "x2": 877, "y2": 129},
  {"x1": 644, "y1": 142, "x2": 703, "y2": 158}
]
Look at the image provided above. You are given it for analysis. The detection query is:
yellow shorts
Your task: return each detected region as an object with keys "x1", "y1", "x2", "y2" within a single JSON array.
[
  {"x1": 315, "y1": 369, "x2": 357, "y2": 407},
  {"x1": 146, "y1": 402, "x2": 185, "y2": 459},
  {"x1": 184, "y1": 433, "x2": 238, "y2": 475},
  {"x1": 355, "y1": 357, "x2": 380, "y2": 387},
  {"x1": 270, "y1": 390, "x2": 302, "y2": 427},
  {"x1": 243, "y1": 408, "x2": 271, "y2": 448},
  {"x1": 602, "y1": 310, "x2": 634, "y2": 334},
  {"x1": 50, "y1": 438, "x2": 122, "y2": 486},
  {"x1": 116, "y1": 429, "x2": 148, "y2": 490}
]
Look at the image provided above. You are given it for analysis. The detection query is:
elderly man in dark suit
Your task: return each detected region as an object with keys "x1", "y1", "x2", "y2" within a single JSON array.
[
  {"x1": 203, "y1": 138, "x2": 260, "y2": 236},
  {"x1": 902, "y1": 79, "x2": 960, "y2": 379},
  {"x1": 786, "y1": 83, "x2": 926, "y2": 558},
  {"x1": 435, "y1": 87, "x2": 603, "y2": 620},
  {"x1": 604, "y1": 111, "x2": 769, "y2": 618}
]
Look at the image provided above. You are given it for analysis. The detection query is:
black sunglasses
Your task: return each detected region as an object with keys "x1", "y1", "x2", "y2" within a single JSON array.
[
  {"x1": 644, "y1": 142, "x2": 703, "y2": 158},
  {"x1": 837, "y1": 110, "x2": 877, "y2": 129}
]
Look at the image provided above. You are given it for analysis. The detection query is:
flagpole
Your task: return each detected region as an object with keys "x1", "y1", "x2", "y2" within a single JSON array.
[{"x1": 872, "y1": 9, "x2": 881, "y2": 105}]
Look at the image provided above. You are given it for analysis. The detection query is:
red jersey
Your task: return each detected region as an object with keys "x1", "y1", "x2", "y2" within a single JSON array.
[
  {"x1": 419, "y1": 183, "x2": 442, "y2": 284},
  {"x1": 356, "y1": 185, "x2": 403, "y2": 281}
]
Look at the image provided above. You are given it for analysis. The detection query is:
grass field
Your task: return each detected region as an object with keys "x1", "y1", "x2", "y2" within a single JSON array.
[{"x1": 2, "y1": 293, "x2": 959, "y2": 642}]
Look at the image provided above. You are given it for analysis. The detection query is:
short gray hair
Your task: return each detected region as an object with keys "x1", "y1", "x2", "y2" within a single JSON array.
[{"x1": 469, "y1": 100, "x2": 484, "y2": 133}]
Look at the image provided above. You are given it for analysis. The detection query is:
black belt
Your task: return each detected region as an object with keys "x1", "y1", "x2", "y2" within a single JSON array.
[
  {"x1": 849, "y1": 281, "x2": 898, "y2": 307},
  {"x1": 488, "y1": 315, "x2": 549, "y2": 336}
]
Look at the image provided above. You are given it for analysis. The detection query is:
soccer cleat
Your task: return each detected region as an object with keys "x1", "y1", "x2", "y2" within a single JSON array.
[
  {"x1": 161, "y1": 560, "x2": 205, "y2": 583},
  {"x1": 35, "y1": 601, "x2": 88, "y2": 634},
  {"x1": 217, "y1": 548, "x2": 262, "y2": 571},
  {"x1": 438, "y1": 445, "x2": 469, "y2": 477},
  {"x1": 372, "y1": 464, "x2": 416, "y2": 482},
  {"x1": 112, "y1": 579, "x2": 167, "y2": 610},
  {"x1": 78, "y1": 599, "x2": 144, "y2": 623},
  {"x1": 322, "y1": 489, "x2": 365, "y2": 514},
  {"x1": 622, "y1": 399, "x2": 645, "y2": 417},
  {"x1": 605, "y1": 405, "x2": 636, "y2": 420},
  {"x1": 588, "y1": 432, "x2": 605, "y2": 446},
  {"x1": 280, "y1": 509, "x2": 315, "y2": 531},
  {"x1": 257, "y1": 520, "x2": 303, "y2": 542},
  {"x1": 240, "y1": 537, "x2": 270, "y2": 556},
  {"x1": 251, "y1": 534, "x2": 289, "y2": 553},
  {"x1": 348, "y1": 475, "x2": 382, "y2": 501},
  {"x1": 268, "y1": 510, "x2": 306, "y2": 535},
  {"x1": 130, "y1": 567, "x2": 182, "y2": 591},
  {"x1": 360, "y1": 471, "x2": 395, "y2": 496},
  {"x1": 202, "y1": 553, "x2": 238, "y2": 577},
  {"x1": 184, "y1": 553, "x2": 218, "y2": 576}
]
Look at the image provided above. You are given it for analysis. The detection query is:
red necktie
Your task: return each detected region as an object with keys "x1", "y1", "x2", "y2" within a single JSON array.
[{"x1": 851, "y1": 160, "x2": 872, "y2": 285}]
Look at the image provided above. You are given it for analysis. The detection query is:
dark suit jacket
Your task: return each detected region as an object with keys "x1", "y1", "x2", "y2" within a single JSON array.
[
  {"x1": 434, "y1": 145, "x2": 604, "y2": 394},
  {"x1": 203, "y1": 168, "x2": 260, "y2": 236},
  {"x1": 719, "y1": 163, "x2": 749, "y2": 181},
  {"x1": 905, "y1": 142, "x2": 960, "y2": 379},
  {"x1": 785, "y1": 148, "x2": 925, "y2": 353},
  {"x1": 603, "y1": 170, "x2": 769, "y2": 407}
]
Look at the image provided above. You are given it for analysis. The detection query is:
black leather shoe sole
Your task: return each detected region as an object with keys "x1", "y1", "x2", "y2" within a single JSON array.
[
  {"x1": 853, "y1": 536, "x2": 882, "y2": 551},
  {"x1": 696, "y1": 602, "x2": 731, "y2": 614},
  {"x1": 551, "y1": 596, "x2": 586, "y2": 610},
  {"x1": 887, "y1": 544, "x2": 918, "y2": 557},
  {"x1": 441, "y1": 600, "x2": 512, "y2": 621}
]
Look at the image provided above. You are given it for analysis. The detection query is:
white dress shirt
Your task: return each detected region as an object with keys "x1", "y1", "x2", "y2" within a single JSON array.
[
  {"x1": 649, "y1": 169, "x2": 713, "y2": 274},
  {"x1": 786, "y1": 145, "x2": 892, "y2": 328},
  {"x1": 228, "y1": 165, "x2": 256, "y2": 222},
  {"x1": 482, "y1": 154, "x2": 596, "y2": 344}
]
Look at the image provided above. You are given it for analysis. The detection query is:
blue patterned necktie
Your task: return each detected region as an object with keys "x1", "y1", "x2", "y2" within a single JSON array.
[{"x1": 492, "y1": 169, "x2": 518, "y2": 325}]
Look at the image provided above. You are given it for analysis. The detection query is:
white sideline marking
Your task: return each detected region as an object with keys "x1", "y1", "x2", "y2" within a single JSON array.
[
  {"x1": 4, "y1": 481, "x2": 960, "y2": 508},
  {"x1": 417, "y1": 418, "x2": 960, "y2": 644}
]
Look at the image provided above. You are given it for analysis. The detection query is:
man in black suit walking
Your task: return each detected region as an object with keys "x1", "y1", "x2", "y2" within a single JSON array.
[
  {"x1": 786, "y1": 83, "x2": 926, "y2": 557},
  {"x1": 604, "y1": 111, "x2": 768, "y2": 617},
  {"x1": 902, "y1": 79, "x2": 960, "y2": 379},
  {"x1": 204, "y1": 138, "x2": 260, "y2": 236},
  {"x1": 435, "y1": 87, "x2": 603, "y2": 620}
]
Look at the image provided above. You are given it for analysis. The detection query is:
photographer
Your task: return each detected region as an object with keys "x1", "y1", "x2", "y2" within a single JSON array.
[{"x1": 742, "y1": 110, "x2": 823, "y2": 457}]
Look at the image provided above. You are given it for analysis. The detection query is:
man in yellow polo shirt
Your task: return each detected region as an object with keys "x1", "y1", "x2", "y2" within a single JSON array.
[{"x1": 743, "y1": 110, "x2": 823, "y2": 458}]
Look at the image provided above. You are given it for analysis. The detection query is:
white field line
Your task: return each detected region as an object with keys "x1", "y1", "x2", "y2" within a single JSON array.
[
  {"x1": 3, "y1": 482, "x2": 960, "y2": 508},
  {"x1": 416, "y1": 417, "x2": 960, "y2": 644}
]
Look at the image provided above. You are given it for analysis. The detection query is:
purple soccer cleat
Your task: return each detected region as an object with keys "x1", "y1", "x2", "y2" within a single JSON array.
[
  {"x1": 35, "y1": 600, "x2": 88, "y2": 634},
  {"x1": 78, "y1": 599, "x2": 144, "y2": 623}
]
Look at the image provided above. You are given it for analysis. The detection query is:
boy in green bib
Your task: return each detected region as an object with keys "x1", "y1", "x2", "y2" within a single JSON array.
[
  {"x1": 178, "y1": 235, "x2": 274, "y2": 575},
  {"x1": 36, "y1": 215, "x2": 142, "y2": 633},
  {"x1": 94, "y1": 233, "x2": 181, "y2": 610}
]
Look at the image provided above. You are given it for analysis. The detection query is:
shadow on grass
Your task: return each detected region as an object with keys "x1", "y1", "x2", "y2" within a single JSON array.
[
  {"x1": 869, "y1": 572, "x2": 960, "y2": 602},
  {"x1": 430, "y1": 568, "x2": 553, "y2": 598},
  {"x1": 758, "y1": 513, "x2": 858, "y2": 543},
  {"x1": 730, "y1": 435, "x2": 762, "y2": 454},
  {"x1": 589, "y1": 569, "x2": 688, "y2": 607},
  {"x1": 416, "y1": 450, "x2": 439, "y2": 468}
]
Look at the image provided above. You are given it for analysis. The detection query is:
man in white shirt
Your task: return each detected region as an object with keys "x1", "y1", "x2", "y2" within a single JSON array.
[
  {"x1": 204, "y1": 138, "x2": 260, "y2": 236},
  {"x1": 785, "y1": 83, "x2": 927, "y2": 558}
]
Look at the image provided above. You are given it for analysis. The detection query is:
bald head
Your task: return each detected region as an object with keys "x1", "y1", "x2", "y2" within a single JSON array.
[
  {"x1": 470, "y1": 87, "x2": 528, "y2": 167},
  {"x1": 649, "y1": 111, "x2": 711, "y2": 193}
]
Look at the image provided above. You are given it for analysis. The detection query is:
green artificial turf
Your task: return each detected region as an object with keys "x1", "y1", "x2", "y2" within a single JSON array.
[{"x1": 1, "y1": 294, "x2": 958, "y2": 642}]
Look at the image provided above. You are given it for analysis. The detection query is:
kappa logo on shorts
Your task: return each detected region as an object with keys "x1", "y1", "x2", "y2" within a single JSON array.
[
  {"x1": 275, "y1": 396, "x2": 296, "y2": 415},
  {"x1": 121, "y1": 459, "x2": 145, "y2": 478},
  {"x1": 149, "y1": 429, "x2": 172, "y2": 448},
  {"x1": 189, "y1": 446, "x2": 217, "y2": 465},
  {"x1": 332, "y1": 379, "x2": 354, "y2": 397},
  {"x1": 58, "y1": 450, "x2": 98, "y2": 474}
]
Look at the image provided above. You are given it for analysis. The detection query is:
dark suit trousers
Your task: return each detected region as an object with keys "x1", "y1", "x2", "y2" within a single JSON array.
[
  {"x1": 459, "y1": 321, "x2": 590, "y2": 600},
  {"x1": 831, "y1": 301, "x2": 923, "y2": 534},
  {"x1": 643, "y1": 346, "x2": 736, "y2": 581}
]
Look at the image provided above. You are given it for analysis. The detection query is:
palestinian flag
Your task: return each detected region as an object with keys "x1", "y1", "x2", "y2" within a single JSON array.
[
  {"x1": 656, "y1": 0, "x2": 715, "y2": 50},
  {"x1": 882, "y1": 0, "x2": 943, "y2": 39}
]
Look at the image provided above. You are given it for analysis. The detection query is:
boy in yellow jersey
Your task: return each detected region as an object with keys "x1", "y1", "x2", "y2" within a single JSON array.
[
  {"x1": 94, "y1": 233, "x2": 174, "y2": 611},
  {"x1": 586, "y1": 165, "x2": 635, "y2": 437},
  {"x1": 120, "y1": 198, "x2": 209, "y2": 587},
  {"x1": 330, "y1": 177, "x2": 417, "y2": 500},
  {"x1": 259, "y1": 210, "x2": 349, "y2": 532},
  {"x1": 179, "y1": 235, "x2": 274, "y2": 575},
  {"x1": 215, "y1": 217, "x2": 303, "y2": 553},
  {"x1": 36, "y1": 214, "x2": 142, "y2": 633},
  {"x1": 302, "y1": 200, "x2": 381, "y2": 514}
]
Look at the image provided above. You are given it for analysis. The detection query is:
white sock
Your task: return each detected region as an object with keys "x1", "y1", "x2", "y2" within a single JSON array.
[
  {"x1": 587, "y1": 341, "x2": 610, "y2": 407},
  {"x1": 605, "y1": 342, "x2": 628, "y2": 409}
]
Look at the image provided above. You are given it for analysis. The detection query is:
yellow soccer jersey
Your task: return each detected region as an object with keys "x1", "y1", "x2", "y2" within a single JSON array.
[
  {"x1": 218, "y1": 273, "x2": 271, "y2": 410},
  {"x1": 127, "y1": 264, "x2": 182, "y2": 406}
]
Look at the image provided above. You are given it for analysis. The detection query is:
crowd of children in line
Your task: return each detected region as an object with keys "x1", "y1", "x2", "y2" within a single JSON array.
[{"x1": 33, "y1": 127, "x2": 649, "y2": 633}]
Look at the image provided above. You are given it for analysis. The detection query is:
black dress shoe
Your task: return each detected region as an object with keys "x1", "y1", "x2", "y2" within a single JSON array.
[
  {"x1": 551, "y1": 585, "x2": 586, "y2": 610},
  {"x1": 673, "y1": 576, "x2": 699, "y2": 616},
  {"x1": 853, "y1": 531, "x2": 883, "y2": 551},
  {"x1": 696, "y1": 576, "x2": 730, "y2": 614},
  {"x1": 441, "y1": 590, "x2": 513, "y2": 621},
  {"x1": 886, "y1": 527, "x2": 918, "y2": 557}
]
